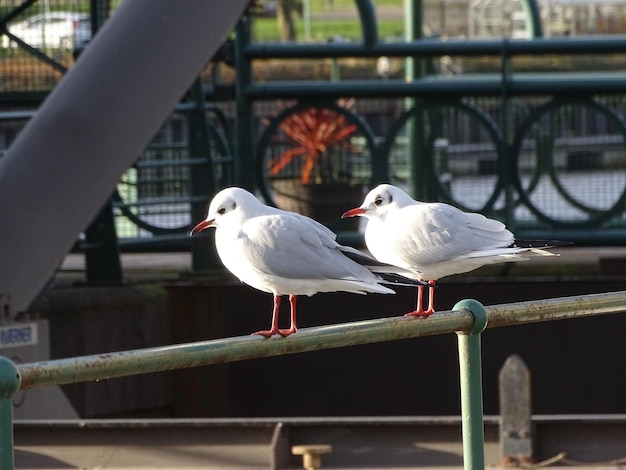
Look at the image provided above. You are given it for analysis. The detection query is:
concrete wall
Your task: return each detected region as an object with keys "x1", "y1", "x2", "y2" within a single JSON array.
[{"x1": 31, "y1": 285, "x2": 175, "y2": 417}]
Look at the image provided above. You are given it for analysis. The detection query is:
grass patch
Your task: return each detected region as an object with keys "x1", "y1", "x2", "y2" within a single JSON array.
[
  {"x1": 253, "y1": 0, "x2": 404, "y2": 42},
  {"x1": 253, "y1": 18, "x2": 404, "y2": 42}
]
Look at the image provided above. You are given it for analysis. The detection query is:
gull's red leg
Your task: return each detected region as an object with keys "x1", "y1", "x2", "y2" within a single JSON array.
[
  {"x1": 405, "y1": 280, "x2": 435, "y2": 318},
  {"x1": 405, "y1": 284, "x2": 425, "y2": 317},
  {"x1": 253, "y1": 294, "x2": 282, "y2": 337},
  {"x1": 424, "y1": 280, "x2": 436, "y2": 316},
  {"x1": 279, "y1": 294, "x2": 298, "y2": 337}
]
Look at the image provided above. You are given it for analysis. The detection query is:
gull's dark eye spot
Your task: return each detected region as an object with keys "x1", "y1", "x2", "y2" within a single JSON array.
[
  {"x1": 217, "y1": 207, "x2": 226, "y2": 215},
  {"x1": 374, "y1": 196, "x2": 384, "y2": 206}
]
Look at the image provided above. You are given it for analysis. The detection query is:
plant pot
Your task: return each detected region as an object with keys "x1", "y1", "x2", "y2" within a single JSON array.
[{"x1": 271, "y1": 180, "x2": 364, "y2": 230}]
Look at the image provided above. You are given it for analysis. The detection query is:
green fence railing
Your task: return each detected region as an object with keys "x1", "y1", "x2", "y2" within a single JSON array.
[
  {"x1": 1, "y1": 291, "x2": 625, "y2": 469},
  {"x1": 239, "y1": 26, "x2": 626, "y2": 244},
  {"x1": 3, "y1": 0, "x2": 626, "y2": 260}
]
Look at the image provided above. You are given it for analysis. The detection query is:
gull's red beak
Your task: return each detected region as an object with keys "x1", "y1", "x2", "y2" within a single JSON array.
[
  {"x1": 341, "y1": 207, "x2": 366, "y2": 218},
  {"x1": 189, "y1": 219, "x2": 215, "y2": 236}
]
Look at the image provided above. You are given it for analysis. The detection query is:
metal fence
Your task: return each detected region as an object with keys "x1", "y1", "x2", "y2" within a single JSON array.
[
  {"x1": 0, "y1": 291, "x2": 624, "y2": 469},
  {"x1": 111, "y1": 102, "x2": 235, "y2": 248},
  {"x1": 0, "y1": 0, "x2": 120, "y2": 94},
  {"x1": 0, "y1": 0, "x2": 234, "y2": 255},
  {"x1": 240, "y1": 38, "x2": 626, "y2": 244},
  {"x1": 2, "y1": 0, "x2": 626, "y2": 261}
]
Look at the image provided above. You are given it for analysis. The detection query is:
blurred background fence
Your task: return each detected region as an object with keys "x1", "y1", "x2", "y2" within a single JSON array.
[{"x1": 1, "y1": 0, "x2": 626, "y2": 280}]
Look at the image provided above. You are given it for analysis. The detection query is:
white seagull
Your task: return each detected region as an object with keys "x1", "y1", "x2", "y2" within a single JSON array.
[
  {"x1": 190, "y1": 187, "x2": 401, "y2": 338},
  {"x1": 342, "y1": 184, "x2": 558, "y2": 317}
]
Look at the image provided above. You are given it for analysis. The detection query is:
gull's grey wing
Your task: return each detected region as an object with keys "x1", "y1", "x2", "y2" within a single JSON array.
[{"x1": 240, "y1": 213, "x2": 375, "y2": 281}]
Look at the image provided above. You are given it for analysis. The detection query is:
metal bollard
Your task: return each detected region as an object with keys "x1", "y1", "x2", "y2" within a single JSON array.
[
  {"x1": 499, "y1": 354, "x2": 533, "y2": 466},
  {"x1": 292, "y1": 444, "x2": 332, "y2": 470}
]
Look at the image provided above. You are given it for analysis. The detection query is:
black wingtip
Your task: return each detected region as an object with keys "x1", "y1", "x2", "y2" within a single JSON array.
[
  {"x1": 341, "y1": 248, "x2": 390, "y2": 267},
  {"x1": 340, "y1": 246, "x2": 431, "y2": 287},
  {"x1": 512, "y1": 239, "x2": 574, "y2": 249},
  {"x1": 377, "y1": 273, "x2": 431, "y2": 287}
]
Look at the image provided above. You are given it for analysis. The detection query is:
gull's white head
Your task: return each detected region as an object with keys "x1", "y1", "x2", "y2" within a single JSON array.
[
  {"x1": 341, "y1": 184, "x2": 416, "y2": 221},
  {"x1": 189, "y1": 187, "x2": 261, "y2": 235}
]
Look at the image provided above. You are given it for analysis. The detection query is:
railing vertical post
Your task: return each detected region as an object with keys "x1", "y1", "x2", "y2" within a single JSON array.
[
  {"x1": 0, "y1": 356, "x2": 20, "y2": 470},
  {"x1": 454, "y1": 299, "x2": 488, "y2": 470},
  {"x1": 233, "y1": 12, "x2": 255, "y2": 191},
  {"x1": 189, "y1": 78, "x2": 220, "y2": 272},
  {"x1": 404, "y1": 0, "x2": 428, "y2": 201}
]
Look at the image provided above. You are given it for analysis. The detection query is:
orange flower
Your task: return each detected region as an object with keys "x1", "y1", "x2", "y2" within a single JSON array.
[{"x1": 268, "y1": 106, "x2": 357, "y2": 184}]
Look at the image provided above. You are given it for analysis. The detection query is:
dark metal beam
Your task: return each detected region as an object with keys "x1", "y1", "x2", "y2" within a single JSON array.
[{"x1": 0, "y1": 1, "x2": 248, "y2": 313}]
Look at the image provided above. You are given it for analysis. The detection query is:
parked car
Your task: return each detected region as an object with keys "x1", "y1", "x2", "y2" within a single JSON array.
[{"x1": 1, "y1": 11, "x2": 91, "y2": 50}]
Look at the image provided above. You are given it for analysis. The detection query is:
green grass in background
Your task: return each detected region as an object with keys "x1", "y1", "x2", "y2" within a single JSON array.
[
  {"x1": 254, "y1": 18, "x2": 404, "y2": 42},
  {"x1": 253, "y1": 0, "x2": 404, "y2": 42}
]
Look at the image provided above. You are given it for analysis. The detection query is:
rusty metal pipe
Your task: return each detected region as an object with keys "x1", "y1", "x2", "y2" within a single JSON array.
[{"x1": 17, "y1": 291, "x2": 626, "y2": 390}]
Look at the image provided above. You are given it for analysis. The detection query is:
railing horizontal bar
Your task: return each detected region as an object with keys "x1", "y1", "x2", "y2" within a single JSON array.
[
  {"x1": 486, "y1": 291, "x2": 626, "y2": 328},
  {"x1": 17, "y1": 311, "x2": 472, "y2": 389},
  {"x1": 246, "y1": 37, "x2": 626, "y2": 59},
  {"x1": 112, "y1": 197, "x2": 201, "y2": 208},
  {"x1": 245, "y1": 74, "x2": 626, "y2": 99},
  {"x1": 12, "y1": 413, "x2": 626, "y2": 427},
  {"x1": 514, "y1": 229, "x2": 626, "y2": 246},
  {"x1": 0, "y1": 111, "x2": 35, "y2": 121},
  {"x1": 17, "y1": 291, "x2": 626, "y2": 390},
  {"x1": 134, "y1": 157, "x2": 209, "y2": 168},
  {"x1": 116, "y1": 233, "x2": 191, "y2": 246}
]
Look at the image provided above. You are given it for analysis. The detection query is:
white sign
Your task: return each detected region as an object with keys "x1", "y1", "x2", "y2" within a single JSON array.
[{"x1": 0, "y1": 323, "x2": 38, "y2": 349}]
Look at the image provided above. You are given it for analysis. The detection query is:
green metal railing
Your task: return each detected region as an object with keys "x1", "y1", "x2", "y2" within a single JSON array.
[
  {"x1": 1, "y1": 291, "x2": 625, "y2": 469},
  {"x1": 3, "y1": 0, "x2": 626, "y2": 257},
  {"x1": 243, "y1": 35, "x2": 626, "y2": 243},
  {"x1": 233, "y1": 0, "x2": 626, "y2": 245}
]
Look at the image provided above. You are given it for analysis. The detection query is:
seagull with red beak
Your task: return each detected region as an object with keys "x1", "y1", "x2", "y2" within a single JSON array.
[
  {"x1": 190, "y1": 187, "x2": 399, "y2": 337},
  {"x1": 342, "y1": 184, "x2": 557, "y2": 317}
]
